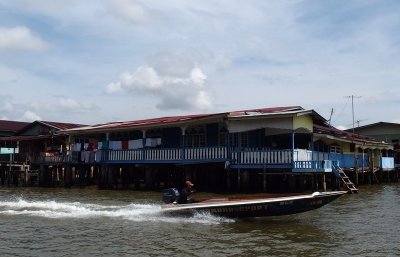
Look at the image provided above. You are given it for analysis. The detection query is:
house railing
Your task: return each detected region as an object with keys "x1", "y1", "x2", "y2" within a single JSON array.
[
  {"x1": 36, "y1": 148, "x2": 396, "y2": 173},
  {"x1": 0, "y1": 153, "x2": 29, "y2": 163},
  {"x1": 232, "y1": 149, "x2": 293, "y2": 164},
  {"x1": 231, "y1": 148, "x2": 313, "y2": 165},
  {"x1": 35, "y1": 155, "x2": 66, "y2": 164},
  {"x1": 293, "y1": 160, "x2": 332, "y2": 172},
  {"x1": 69, "y1": 146, "x2": 228, "y2": 163},
  {"x1": 66, "y1": 147, "x2": 314, "y2": 165}
]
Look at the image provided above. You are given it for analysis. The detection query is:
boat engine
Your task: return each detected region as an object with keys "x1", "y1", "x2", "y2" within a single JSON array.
[{"x1": 162, "y1": 188, "x2": 180, "y2": 204}]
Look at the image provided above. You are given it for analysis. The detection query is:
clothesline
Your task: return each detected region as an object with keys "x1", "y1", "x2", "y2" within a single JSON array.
[{"x1": 70, "y1": 138, "x2": 162, "y2": 151}]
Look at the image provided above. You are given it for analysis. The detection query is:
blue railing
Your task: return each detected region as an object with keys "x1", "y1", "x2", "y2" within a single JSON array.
[{"x1": 59, "y1": 148, "x2": 396, "y2": 173}]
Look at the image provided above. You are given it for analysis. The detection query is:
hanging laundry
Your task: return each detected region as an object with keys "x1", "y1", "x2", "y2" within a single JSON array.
[
  {"x1": 122, "y1": 140, "x2": 129, "y2": 150},
  {"x1": 129, "y1": 139, "x2": 143, "y2": 149}
]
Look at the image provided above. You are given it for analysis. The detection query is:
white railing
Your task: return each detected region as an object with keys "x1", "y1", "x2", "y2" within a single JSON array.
[
  {"x1": 39, "y1": 155, "x2": 66, "y2": 163},
  {"x1": 146, "y1": 148, "x2": 181, "y2": 160},
  {"x1": 233, "y1": 149, "x2": 292, "y2": 164},
  {"x1": 293, "y1": 149, "x2": 312, "y2": 161},
  {"x1": 94, "y1": 147, "x2": 227, "y2": 162},
  {"x1": 185, "y1": 147, "x2": 227, "y2": 160},
  {"x1": 108, "y1": 150, "x2": 143, "y2": 161},
  {"x1": 293, "y1": 160, "x2": 332, "y2": 172},
  {"x1": 70, "y1": 147, "x2": 318, "y2": 167},
  {"x1": 232, "y1": 148, "x2": 313, "y2": 165}
]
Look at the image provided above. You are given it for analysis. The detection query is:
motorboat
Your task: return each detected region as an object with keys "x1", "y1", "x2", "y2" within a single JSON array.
[{"x1": 161, "y1": 190, "x2": 347, "y2": 218}]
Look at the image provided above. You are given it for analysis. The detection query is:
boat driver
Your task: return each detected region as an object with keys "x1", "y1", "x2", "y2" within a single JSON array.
[{"x1": 177, "y1": 180, "x2": 195, "y2": 204}]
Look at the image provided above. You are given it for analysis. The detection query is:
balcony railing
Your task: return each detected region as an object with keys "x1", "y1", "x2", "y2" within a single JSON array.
[
  {"x1": 293, "y1": 160, "x2": 332, "y2": 172},
  {"x1": 232, "y1": 149, "x2": 293, "y2": 165},
  {"x1": 69, "y1": 147, "x2": 310, "y2": 166},
  {"x1": 69, "y1": 146, "x2": 229, "y2": 164},
  {"x1": 11, "y1": 147, "x2": 392, "y2": 173}
]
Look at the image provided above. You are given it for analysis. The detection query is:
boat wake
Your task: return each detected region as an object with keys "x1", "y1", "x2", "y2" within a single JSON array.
[{"x1": 0, "y1": 197, "x2": 234, "y2": 224}]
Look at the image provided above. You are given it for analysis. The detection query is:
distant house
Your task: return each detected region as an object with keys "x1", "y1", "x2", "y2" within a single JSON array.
[
  {"x1": 349, "y1": 122, "x2": 400, "y2": 167},
  {"x1": 0, "y1": 120, "x2": 29, "y2": 137},
  {"x1": 0, "y1": 120, "x2": 85, "y2": 162},
  {"x1": 0, "y1": 120, "x2": 85, "y2": 186}
]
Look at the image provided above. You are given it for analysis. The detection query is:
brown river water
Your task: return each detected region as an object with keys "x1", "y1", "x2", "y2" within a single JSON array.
[{"x1": 0, "y1": 184, "x2": 399, "y2": 257}]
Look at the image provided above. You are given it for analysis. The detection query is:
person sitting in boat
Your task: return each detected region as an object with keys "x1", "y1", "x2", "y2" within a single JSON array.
[{"x1": 177, "y1": 180, "x2": 195, "y2": 204}]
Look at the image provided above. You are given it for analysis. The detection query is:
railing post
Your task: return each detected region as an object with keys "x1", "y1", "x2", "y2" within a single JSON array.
[
  {"x1": 142, "y1": 130, "x2": 147, "y2": 161},
  {"x1": 291, "y1": 130, "x2": 295, "y2": 169},
  {"x1": 180, "y1": 127, "x2": 186, "y2": 161}
]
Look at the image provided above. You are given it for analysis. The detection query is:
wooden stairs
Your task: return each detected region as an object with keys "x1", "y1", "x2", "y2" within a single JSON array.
[{"x1": 333, "y1": 166, "x2": 358, "y2": 194}]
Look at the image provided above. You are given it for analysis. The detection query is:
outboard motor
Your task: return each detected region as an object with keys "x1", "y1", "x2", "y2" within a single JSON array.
[{"x1": 162, "y1": 188, "x2": 180, "y2": 204}]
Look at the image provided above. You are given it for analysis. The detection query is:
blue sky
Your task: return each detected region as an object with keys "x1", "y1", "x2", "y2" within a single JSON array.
[{"x1": 0, "y1": 0, "x2": 399, "y2": 129}]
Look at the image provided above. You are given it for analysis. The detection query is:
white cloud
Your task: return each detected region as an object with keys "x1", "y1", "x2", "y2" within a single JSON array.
[
  {"x1": 107, "y1": 63, "x2": 212, "y2": 111},
  {"x1": 59, "y1": 98, "x2": 82, "y2": 109},
  {"x1": 1, "y1": 102, "x2": 13, "y2": 112},
  {"x1": 0, "y1": 26, "x2": 48, "y2": 51},
  {"x1": 21, "y1": 110, "x2": 41, "y2": 121},
  {"x1": 107, "y1": 0, "x2": 150, "y2": 24},
  {"x1": 190, "y1": 68, "x2": 207, "y2": 86}
]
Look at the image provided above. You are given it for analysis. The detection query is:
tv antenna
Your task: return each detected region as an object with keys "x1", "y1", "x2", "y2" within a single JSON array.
[{"x1": 344, "y1": 95, "x2": 362, "y2": 134}]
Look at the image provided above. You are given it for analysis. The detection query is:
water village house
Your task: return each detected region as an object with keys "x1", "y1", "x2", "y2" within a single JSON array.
[
  {"x1": 349, "y1": 122, "x2": 400, "y2": 169},
  {"x1": 0, "y1": 120, "x2": 84, "y2": 186},
  {"x1": 0, "y1": 120, "x2": 29, "y2": 137},
  {"x1": 0, "y1": 106, "x2": 396, "y2": 192}
]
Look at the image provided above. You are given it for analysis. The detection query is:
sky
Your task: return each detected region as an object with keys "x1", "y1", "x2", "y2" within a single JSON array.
[{"x1": 0, "y1": 0, "x2": 399, "y2": 130}]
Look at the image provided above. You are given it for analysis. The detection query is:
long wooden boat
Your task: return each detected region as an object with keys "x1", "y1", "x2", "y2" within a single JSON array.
[{"x1": 161, "y1": 191, "x2": 347, "y2": 218}]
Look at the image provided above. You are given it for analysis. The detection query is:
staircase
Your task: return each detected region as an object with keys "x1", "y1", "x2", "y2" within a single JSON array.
[{"x1": 332, "y1": 165, "x2": 358, "y2": 194}]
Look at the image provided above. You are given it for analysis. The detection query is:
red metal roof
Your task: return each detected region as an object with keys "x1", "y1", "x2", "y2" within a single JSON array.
[
  {"x1": 40, "y1": 121, "x2": 86, "y2": 130},
  {"x1": 0, "y1": 120, "x2": 30, "y2": 132},
  {"x1": 65, "y1": 106, "x2": 306, "y2": 133},
  {"x1": 82, "y1": 113, "x2": 221, "y2": 131}
]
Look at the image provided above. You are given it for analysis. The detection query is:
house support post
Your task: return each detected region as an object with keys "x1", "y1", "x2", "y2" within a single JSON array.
[
  {"x1": 64, "y1": 165, "x2": 73, "y2": 188},
  {"x1": 145, "y1": 167, "x2": 154, "y2": 189},
  {"x1": 263, "y1": 165, "x2": 267, "y2": 192},
  {"x1": 237, "y1": 169, "x2": 241, "y2": 191}
]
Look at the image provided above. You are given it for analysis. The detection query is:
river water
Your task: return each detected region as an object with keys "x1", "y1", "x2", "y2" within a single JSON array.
[{"x1": 0, "y1": 184, "x2": 399, "y2": 257}]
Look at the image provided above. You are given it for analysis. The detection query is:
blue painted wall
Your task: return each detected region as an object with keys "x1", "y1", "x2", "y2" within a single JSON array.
[
  {"x1": 248, "y1": 129, "x2": 264, "y2": 148},
  {"x1": 206, "y1": 123, "x2": 219, "y2": 146},
  {"x1": 328, "y1": 152, "x2": 370, "y2": 168},
  {"x1": 163, "y1": 128, "x2": 181, "y2": 147}
]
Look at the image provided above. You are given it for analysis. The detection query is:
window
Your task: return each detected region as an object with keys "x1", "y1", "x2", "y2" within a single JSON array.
[
  {"x1": 330, "y1": 145, "x2": 341, "y2": 153},
  {"x1": 230, "y1": 133, "x2": 248, "y2": 148},
  {"x1": 218, "y1": 126, "x2": 228, "y2": 146},
  {"x1": 185, "y1": 127, "x2": 206, "y2": 147}
]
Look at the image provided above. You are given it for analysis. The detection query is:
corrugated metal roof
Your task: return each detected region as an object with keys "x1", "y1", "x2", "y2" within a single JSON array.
[
  {"x1": 67, "y1": 113, "x2": 222, "y2": 132},
  {"x1": 0, "y1": 120, "x2": 30, "y2": 132},
  {"x1": 0, "y1": 135, "x2": 54, "y2": 141},
  {"x1": 347, "y1": 121, "x2": 400, "y2": 131},
  {"x1": 39, "y1": 121, "x2": 86, "y2": 130},
  {"x1": 228, "y1": 106, "x2": 303, "y2": 117},
  {"x1": 313, "y1": 124, "x2": 390, "y2": 146},
  {"x1": 13, "y1": 120, "x2": 87, "y2": 136},
  {"x1": 64, "y1": 106, "x2": 305, "y2": 133}
]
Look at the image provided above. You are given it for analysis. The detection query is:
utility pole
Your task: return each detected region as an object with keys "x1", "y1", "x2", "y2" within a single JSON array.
[
  {"x1": 345, "y1": 95, "x2": 361, "y2": 186},
  {"x1": 345, "y1": 95, "x2": 362, "y2": 134}
]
